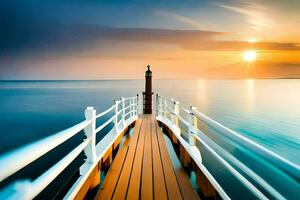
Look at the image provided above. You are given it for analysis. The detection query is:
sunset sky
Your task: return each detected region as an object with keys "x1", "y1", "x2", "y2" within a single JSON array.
[{"x1": 1, "y1": 0, "x2": 300, "y2": 79}]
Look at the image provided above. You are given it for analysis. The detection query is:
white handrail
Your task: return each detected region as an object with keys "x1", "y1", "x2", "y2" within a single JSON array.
[
  {"x1": 198, "y1": 131, "x2": 286, "y2": 200},
  {"x1": 117, "y1": 118, "x2": 123, "y2": 126},
  {"x1": 116, "y1": 109, "x2": 123, "y2": 116},
  {"x1": 195, "y1": 135, "x2": 268, "y2": 200},
  {"x1": 155, "y1": 94, "x2": 291, "y2": 200},
  {"x1": 165, "y1": 105, "x2": 174, "y2": 113},
  {"x1": 193, "y1": 110, "x2": 300, "y2": 179},
  {"x1": 0, "y1": 95, "x2": 139, "y2": 199},
  {"x1": 197, "y1": 163, "x2": 231, "y2": 200},
  {"x1": 164, "y1": 109, "x2": 175, "y2": 116},
  {"x1": 23, "y1": 140, "x2": 89, "y2": 199},
  {"x1": 156, "y1": 111, "x2": 230, "y2": 200},
  {"x1": 157, "y1": 95, "x2": 300, "y2": 174},
  {"x1": 123, "y1": 104, "x2": 131, "y2": 112},
  {"x1": 158, "y1": 96, "x2": 174, "y2": 103},
  {"x1": 124, "y1": 109, "x2": 135, "y2": 118},
  {"x1": 0, "y1": 119, "x2": 91, "y2": 182},
  {"x1": 95, "y1": 115, "x2": 116, "y2": 134},
  {"x1": 179, "y1": 106, "x2": 189, "y2": 114},
  {"x1": 178, "y1": 115, "x2": 189, "y2": 127},
  {"x1": 96, "y1": 105, "x2": 115, "y2": 119},
  {"x1": 122, "y1": 96, "x2": 137, "y2": 101}
]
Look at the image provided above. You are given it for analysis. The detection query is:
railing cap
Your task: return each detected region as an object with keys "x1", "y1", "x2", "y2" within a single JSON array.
[
  {"x1": 189, "y1": 106, "x2": 197, "y2": 114},
  {"x1": 86, "y1": 107, "x2": 94, "y2": 110}
]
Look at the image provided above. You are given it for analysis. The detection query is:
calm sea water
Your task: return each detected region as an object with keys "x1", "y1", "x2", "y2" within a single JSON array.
[{"x1": 0, "y1": 79, "x2": 299, "y2": 199}]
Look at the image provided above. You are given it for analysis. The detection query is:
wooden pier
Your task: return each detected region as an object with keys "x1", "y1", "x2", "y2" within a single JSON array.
[
  {"x1": 96, "y1": 115, "x2": 199, "y2": 200},
  {"x1": 0, "y1": 66, "x2": 294, "y2": 200}
]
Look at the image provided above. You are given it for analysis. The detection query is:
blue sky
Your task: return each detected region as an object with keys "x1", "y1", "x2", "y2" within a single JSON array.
[{"x1": 1, "y1": 0, "x2": 299, "y2": 79}]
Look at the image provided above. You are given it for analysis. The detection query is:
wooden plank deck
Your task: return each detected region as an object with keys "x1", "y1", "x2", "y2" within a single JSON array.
[{"x1": 95, "y1": 115, "x2": 199, "y2": 200}]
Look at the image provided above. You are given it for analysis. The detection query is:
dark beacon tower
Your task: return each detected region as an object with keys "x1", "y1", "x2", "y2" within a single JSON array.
[{"x1": 143, "y1": 65, "x2": 153, "y2": 114}]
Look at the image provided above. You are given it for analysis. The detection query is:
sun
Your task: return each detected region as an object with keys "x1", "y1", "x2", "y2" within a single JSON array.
[{"x1": 243, "y1": 50, "x2": 256, "y2": 62}]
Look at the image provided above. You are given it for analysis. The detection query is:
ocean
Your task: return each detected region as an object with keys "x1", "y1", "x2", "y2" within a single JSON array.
[{"x1": 0, "y1": 79, "x2": 299, "y2": 199}]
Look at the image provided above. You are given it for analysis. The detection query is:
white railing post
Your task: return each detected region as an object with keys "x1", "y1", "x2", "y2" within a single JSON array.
[
  {"x1": 188, "y1": 106, "x2": 197, "y2": 146},
  {"x1": 173, "y1": 100, "x2": 179, "y2": 126},
  {"x1": 84, "y1": 107, "x2": 96, "y2": 163},
  {"x1": 163, "y1": 98, "x2": 167, "y2": 119},
  {"x1": 132, "y1": 97, "x2": 135, "y2": 117},
  {"x1": 158, "y1": 95, "x2": 163, "y2": 117},
  {"x1": 114, "y1": 100, "x2": 119, "y2": 132},
  {"x1": 136, "y1": 94, "x2": 139, "y2": 115},
  {"x1": 121, "y1": 97, "x2": 126, "y2": 127},
  {"x1": 152, "y1": 93, "x2": 154, "y2": 112},
  {"x1": 130, "y1": 98, "x2": 133, "y2": 118},
  {"x1": 170, "y1": 99, "x2": 176, "y2": 125},
  {"x1": 155, "y1": 94, "x2": 159, "y2": 117}
]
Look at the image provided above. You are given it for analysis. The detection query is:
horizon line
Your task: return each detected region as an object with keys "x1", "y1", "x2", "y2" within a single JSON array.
[{"x1": 0, "y1": 77, "x2": 299, "y2": 82}]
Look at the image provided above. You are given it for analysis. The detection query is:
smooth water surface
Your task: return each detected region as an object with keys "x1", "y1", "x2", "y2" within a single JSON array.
[
  {"x1": 0, "y1": 79, "x2": 299, "y2": 198},
  {"x1": 155, "y1": 79, "x2": 300, "y2": 165}
]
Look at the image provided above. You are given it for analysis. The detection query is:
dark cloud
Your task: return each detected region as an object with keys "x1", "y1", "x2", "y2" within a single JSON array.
[
  {"x1": 183, "y1": 40, "x2": 300, "y2": 51},
  {"x1": 90, "y1": 27, "x2": 300, "y2": 51},
  {"x1": 1, "y1": 24, "x2": 299, "y2": 58}
]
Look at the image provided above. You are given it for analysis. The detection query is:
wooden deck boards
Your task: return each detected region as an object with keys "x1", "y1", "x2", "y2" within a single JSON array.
[
  {"x1": 126, "y1": 116, "x2": 147, "y2": 200},
  {"x1": 95, "y1": 115, "x2": 199, "y2": 200},
  {"x1": 151, "y1": 117, "x2": 168, "y2": 200}
]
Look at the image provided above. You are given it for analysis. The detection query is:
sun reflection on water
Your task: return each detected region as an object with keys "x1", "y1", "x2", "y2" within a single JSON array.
[{"x1": 245, "y1": 79, "x2": 255, "y2": 111}]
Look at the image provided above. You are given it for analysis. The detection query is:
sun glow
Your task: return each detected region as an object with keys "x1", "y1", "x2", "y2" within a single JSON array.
[
  {"x1": 247, "y1": 38, "x2": 259, "y2": 43},
  {"x1": 243, "y1": 50, "x2": 257, "y2": 62}
]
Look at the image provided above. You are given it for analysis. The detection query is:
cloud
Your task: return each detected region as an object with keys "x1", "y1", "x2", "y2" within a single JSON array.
[
  {"x1": 0, "y1": 24, "x2": 222, "y2": 57},
  {"x1": 1, "y1": 25, "x2": 300, "y2": 59},
  {"x1": 154, "y1": 10, "x2": 214, "y2": 30},
  {"x1": 218, "y1": 3, "x2": 273, "y2": 30},
  {"x1": 202, "y1": 41, "x2": 300, "y2": 51}
]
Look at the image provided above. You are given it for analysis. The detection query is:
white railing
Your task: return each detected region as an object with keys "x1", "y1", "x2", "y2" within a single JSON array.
[
  {"x1": 0, "y1": 95, "x2": 139, "y2": 200},
  {"x1": 155, "y1": 94, "x2": 299, "y2": 200}
]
